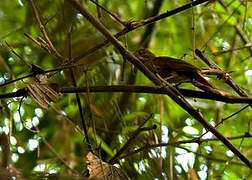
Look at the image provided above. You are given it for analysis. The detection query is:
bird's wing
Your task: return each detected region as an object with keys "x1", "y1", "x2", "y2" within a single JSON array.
[
  {"x1": 152, "y1": 57, "x2": 199, "y2": 72},
  {"x1": 152, "y1": 57, "x2": 215, "y2": 88}
]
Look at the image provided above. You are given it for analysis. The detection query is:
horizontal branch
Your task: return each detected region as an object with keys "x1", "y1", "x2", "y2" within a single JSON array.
[
  {"x1": 118, "y1": 133, "x2": 252, "y2": 164},
  {"x1": 2, "y1": 86, "x2": 252, "y2": 104},
  {"x1": 59, "y1": 85, "x2": 252, "y2": 104}
]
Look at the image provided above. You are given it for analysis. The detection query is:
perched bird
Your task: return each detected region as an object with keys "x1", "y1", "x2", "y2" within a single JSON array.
[{"x1": 134, "y1": 48, "x2": 217, "y2": 91}]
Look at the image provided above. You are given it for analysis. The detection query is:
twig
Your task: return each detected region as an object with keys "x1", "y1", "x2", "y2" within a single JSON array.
[
  {"x1": 139, "y1": 0, "x2": 164, "y2": 47},
  {"x1": 68, "y1": 0, "x2": 252, "y2": 169},
  {"x1": 235, "y1": 24, "x2": 252, "y2": 55},
  {"x1": 0, "y1": 63, "x2": 87, "y2": 88},
  {"x1": 222, "y1": 105, "x2": 249, "y2": 121},
  {"x1": 195, "y1": 49, "x2": 249, "y2": 97},
  {"x1": 18, "y1": 97, "x2": 38, "y2": 133},
  {"x1": 109, "y1": 114, "x2": 153, "y2": 164},
  {"x1": 118, "y1": 134, "x2": 252, "y2": 164},
  {"x1": 5, "y1": 41, "x2": 31, "y2": 68},
  {"x1": 197, "y1": 104, "x2": 249, "y2": 141},
  {"x1": 218, "y1": 0, "x2": 252, "y2": 56},
  {"x1": 35, "y1": 127, "x2": 79, "y2": 174},
  {"x1": 89, "y1": 0, "x2": 126, "y2": 27},
  {"x1": 0, "y1": 74, "x2": 34, "y2": 87},
  {"x1": 59, "y1": 86, "x2": 252, "y2": 104},
  {"x1": 24, "y1": 33, "x2": 49, "y2": 53},
  {"x1": 52, "y1": 107, "x2": 83, "y2": 136},
  {"x1": 28, "y1": 0, "x2": 64, "y2": 59},
  {"x1": 71, "y1": 0, "x2": 210, "y2": 63},
  {"x1": 95, "y1": 0, "x2": 102, "y2": 19},
  {"x1": 212, "y1": 45, "x2": 252, "y2": 56},
  {"x1": 66, "y1": 26, "x2": 92, "y2": 151},
  {"x1": 200, "y1": 3, "x2": 241, "y2": 50}
]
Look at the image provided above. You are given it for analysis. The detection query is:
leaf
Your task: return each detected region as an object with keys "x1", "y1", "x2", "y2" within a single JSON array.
[
  {"x1": 26, "y1": 75, "x2": 60, "y2": 109},
  {"x1": 86, "y1": 152, "x2": 127, "y2": 180}
]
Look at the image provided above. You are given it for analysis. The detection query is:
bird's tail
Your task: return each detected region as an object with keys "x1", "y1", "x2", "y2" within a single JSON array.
[
  {"x1": 194, "y1": 72, "x2": 216, "y2": 89},
  {"x1": 193, "y1": 73, "x2": 232, "y2": 96}
]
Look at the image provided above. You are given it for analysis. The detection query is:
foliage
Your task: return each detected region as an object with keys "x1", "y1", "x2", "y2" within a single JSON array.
[{"x1": 0, "y1": 0, "x2": 252, "y2": 179}]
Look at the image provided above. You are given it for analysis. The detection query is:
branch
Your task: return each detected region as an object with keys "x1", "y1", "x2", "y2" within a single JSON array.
[
  {"x1": 28, "y1": 0, "x2": 64, "y2": 59},
  {"x1": 109, "y1": 114, "x2": 154, "y2": 164},
  {"x1": 71, "y1": 0, "x2": 210, "y2": 63},
  {"x1": 66, "y1": 27, "x2": 92, "y2": 151},
  {"x1": 89, "y1": 0, "x2": 127, "y2": 27},
  {"x1": 212, "y1": 45, "x2": 252, "y2": 56},
  {"x1": 3, "y1": 86, "x2": 252, "y2": 104},
  {"x1": 218, "y1": 0, "x2": 252, "y2": 57},
  {"x1": 59, "y1": 86, "x2": 252, "y2": 104},
  {"x1": 195, "y1": 49, "x2": 250, "y2": 98},
  {"x1": 68, "y1": 0, "x2": 252, "y2": 169},
  {"x1": 0, "y1": 63, "x2": 87, "y2": 88},
  {"x1": 35, "y1": 127, "x2": 79, "y2": 174},
  {"x1": 118, "y1": 133, "x2": 252, "y2": 163}
]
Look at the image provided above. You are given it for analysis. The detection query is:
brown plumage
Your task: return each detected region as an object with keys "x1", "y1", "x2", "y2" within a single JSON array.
[{"x1": 135, "y1": 48, "x2": 215, "y2": 89}]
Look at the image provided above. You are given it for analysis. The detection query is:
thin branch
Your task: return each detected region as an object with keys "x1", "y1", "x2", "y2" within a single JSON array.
[
  {"x1": 195, "y1": 49, "x2": 250, "y2": 98},
  {"x1": 5, "y1": 41, "x2": 31, "y2": 68},
  {"x1": 235, "y1": 24, "x2": 252, "y2": 56},
  {"x1": 24, "y1": 33, "x2": 49, "y2": 53},
  {"x1": 200, "y1": 3, "x2": 241, "y2": 50},
  {"x1": 178, "y1": 146, "x2": 244, "y2": 166},
  {"x1": 212, "y1": 45, "x2": 252, "y2": 56},
  {"x1": 218, "y1": 0, "x2": 252, "y2": 57},
  {"x1": 0, "y1": 63, "x2": 87, "y2": 88},
  {"x1": 68, "y1": 0, "x2": 252, "y2": 169},
  {"x1": 71, "y1": 0, "x2": 210, "y2": 63},
  {"x1": 89, "y1": 0, "x2": 126, "y2": 27},
  {"x1": 35, "y1": 127, "x2": 79, "y2": 174},
  {"x1": 18, "y1": 97, "x2": 38, "y2": 133},
  {"x1": 52, "y1": 107, "x2": 83, "y2": 136},
  {"x1": 222, "y1": 105, "x2": 249, "y2": 121},
  {"x1": 139, "y1": 0, "x2": 164, "y2": 47},
  {"x1": 0, "y1": 74, "x2": 34, "y2": 87},
  {"x1": 118, "y1": 134, "x2": 252, "y2": 165},
  {"x1": 109, "y1": 114, "x2": 154, "y2": 164},
  {"x1": 66, "y1": 27, "x2": 92, "y2": 151},
  {"x1": 28, "y1": 0, "x2": 64, "y2": 59}
]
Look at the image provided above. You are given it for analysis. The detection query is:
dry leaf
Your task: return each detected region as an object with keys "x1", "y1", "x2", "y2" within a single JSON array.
[
  {"x1": 26, "y1": 75, "x2": 60, "y2": 109},
  {"x1": 86, "y1": 152, "x2": 127, "y2": 180}
]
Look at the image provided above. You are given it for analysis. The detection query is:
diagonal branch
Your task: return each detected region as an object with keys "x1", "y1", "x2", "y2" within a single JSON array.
[
  {"x1": 89, "y1": 0, "x2": 127, "y2": 27},
  {"x1": 71, "y1": 0, "x2": 210, "y2": 63},
  {"x1": 109, "y1": 114, "x2": 154, "y2": 164},
  {"x1": 28, "y1": 0, "x2": 64, "y2": 60},
  {"x1": 195, "y1": 49, "x2": 250, "y2": 98},
  {"x1": 67, "y1": 0, "x2": 252, "y2": 169}
]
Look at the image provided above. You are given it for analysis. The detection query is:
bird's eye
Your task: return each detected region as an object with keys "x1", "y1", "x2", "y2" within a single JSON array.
[{"x1": 138, "y1": 49, "x2": 145, "y2": 55}]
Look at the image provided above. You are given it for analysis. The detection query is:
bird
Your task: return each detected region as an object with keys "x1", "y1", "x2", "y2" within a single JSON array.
[{"x1": 134, "y1": 48, "x2": 218, "y2": 92}]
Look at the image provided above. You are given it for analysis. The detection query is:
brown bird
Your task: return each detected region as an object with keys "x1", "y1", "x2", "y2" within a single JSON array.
[{"x1": 134, "y1": 48, "x2": 217, "y2": 92}]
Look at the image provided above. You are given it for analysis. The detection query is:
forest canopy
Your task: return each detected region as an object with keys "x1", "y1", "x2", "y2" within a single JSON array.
[{"x1": 0, "y1": 0, "x2": 252, "y2": 179}]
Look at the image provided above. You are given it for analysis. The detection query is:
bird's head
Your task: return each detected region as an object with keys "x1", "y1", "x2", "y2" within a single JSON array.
[{"x1": 134, "y1": 48, "x2": 156, "y2": 61}]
